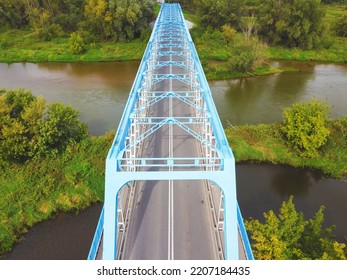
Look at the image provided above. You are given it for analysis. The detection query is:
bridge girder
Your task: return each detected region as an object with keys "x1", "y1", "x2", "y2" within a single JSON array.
[{"x1": 88, "y1": 3, "x2": 254, "y2": 261}]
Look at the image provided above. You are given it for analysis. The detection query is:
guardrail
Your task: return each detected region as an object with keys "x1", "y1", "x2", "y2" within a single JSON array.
[
  {"x1": 118, "y1": 157, "x2": 223, "y2": 171},
  {"x1": 237, "y1": 204, "x2": 254, "y2": 260}
]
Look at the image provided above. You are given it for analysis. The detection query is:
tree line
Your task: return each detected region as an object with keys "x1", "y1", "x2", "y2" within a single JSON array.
[
  {"x1": 1, "y1": 0, "x2": 346, "y2": 48},
  {"x1": 0, "y1": 0, "x2": 156, "y2": 42},
  {"x1": 176, "y1": 0, "x2": 347, "y2": 49}
]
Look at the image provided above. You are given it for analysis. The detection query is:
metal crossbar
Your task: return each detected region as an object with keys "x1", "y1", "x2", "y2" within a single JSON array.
[{"x1": 90, "y1": 3, "x2": 254, "y2": 261}]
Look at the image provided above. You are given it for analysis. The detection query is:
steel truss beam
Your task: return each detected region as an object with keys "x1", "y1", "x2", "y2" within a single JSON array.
[
  {"x1": 92, "y1": 3, "x2": 254, "y2": 262},
  {"x1": 134, "y1": 91, "x2": 206, "y2": 114}
]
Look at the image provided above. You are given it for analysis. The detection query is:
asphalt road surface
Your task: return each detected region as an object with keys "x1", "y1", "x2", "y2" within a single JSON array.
[{"x1": 121, "y1": 26, "x2": 219, "y2": 260}]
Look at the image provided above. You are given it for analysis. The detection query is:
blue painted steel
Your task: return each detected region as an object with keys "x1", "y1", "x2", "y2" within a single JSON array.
[
  {"x1": 87, "y1": 206, "x2": 104, "y2": 260},
  {"x1": 88, "y1": 3, "x2": 253, "y2": 260},
  {"x1": 237, "y1": 204, "x2": 254, "y2": 260}
]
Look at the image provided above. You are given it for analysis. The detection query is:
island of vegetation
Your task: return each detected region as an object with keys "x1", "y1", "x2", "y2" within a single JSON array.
[{"x1": 0, "y1": 0, "x2": 346, "y2": 259}]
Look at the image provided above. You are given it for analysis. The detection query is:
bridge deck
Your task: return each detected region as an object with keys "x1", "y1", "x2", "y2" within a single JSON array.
[
  {"x1": 88, "y1": 3, "x2": 253, "y2": 260},
  {"x1": 94, "y1": 227, "x2": 247, "y2": 260}
]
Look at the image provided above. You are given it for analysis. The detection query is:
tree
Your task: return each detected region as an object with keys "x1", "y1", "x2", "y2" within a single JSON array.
[
  {"x1": 335, "y1": 15, "x2": 347, "y2": 37},
  {"x1": 83, "y1": 0, "x2": 155, "y2": 41},
  {"x1": 194, "y1": 0, "x2": 245, "y2": 29},
  {"x1": 113, "y1": 0, "x2": 155, "y2": 41},
  {"x1": 0, "y1": 0, "x2": 28, "y2": 28},
  {"x1": 281, "y1": 98, "x2": 331, "y2": 157},
  {"x1": 258, "y1": 0, "x2": 325, "y2": 49},
  {"x1": 245, "y1": 196, "x2": 346, "y2": 260},
  {"x1": 0, "y1": 89, "x2": 88, "y2": 162}
]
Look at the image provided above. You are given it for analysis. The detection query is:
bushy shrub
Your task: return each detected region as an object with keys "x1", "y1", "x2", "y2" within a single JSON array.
[
  {"x1": 281, "y1": 98, "x2": 332, "y2": 157},
  {"x1": 69, "y1": 32, "x2": 86, "y2": 55},
  {"x1": 0, "y1": 88, "x2": 88, "y2": 162},
  {"x1": 228, "y1": 38, "x2": 268, "y2": 72},
  {"x1": 222, "y1": 24, "x2": 237, "y2": 45},
  {"x1": 37, "y1": 24, "x2": 64, "y2": 41},
  {"x1": 246, "y1": 196, "x2": 346, "y2": 260}
]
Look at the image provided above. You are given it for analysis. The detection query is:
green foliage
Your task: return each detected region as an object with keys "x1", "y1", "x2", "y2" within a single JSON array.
[
  {"x1": 334, "y1": 15, "x2": 347, "y2": 37},
  {"x1": 0, "y1": 88, "x2": 88, "y2": 162},
  {"x1": 245, "y1": 196, "x2": 346, "y2": 259},
  {"x1": 225, "y1": 119, "x2": 347, "y2": 178},
  {"x1": 193, "y1": 0, "x2": 245, "y2": 29},
  {"x1": 27, "y1": 7, "x2": 65, "y2": 41},
  {"x1": 0, "y1": 0, "x2": 155, "y2": 43},
  {"x1": 69, "y1": 32, "x2": 86, "y2": 54},
  {"x1": 228, "y1": 37, "x2": 268, "y2": 72},
  {"x1": 322, "y1": 0, "x2": 347, "y2": 3},
  {"x1": 281, "y1": 98, "x2": 332, "y2": 157},
  {"x1": 0, "y1": 132, "x2": 112, "y2": 257},
  {"x1": 83, "y1": 0, "x2": 155, "y2": 41},
  {"x1": 258, "y1": 0, "x2": 326, "y2": 49},
  {"x1": 0, "y1": 0, "x2": 28, "y2": 28},
  {"x1": 222, "y1": 24, "x2": 237, "y2": 45}
]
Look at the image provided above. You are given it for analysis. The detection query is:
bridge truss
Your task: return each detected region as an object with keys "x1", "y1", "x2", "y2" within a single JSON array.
[{"x1": 88, "y1": 3, "x2": 253, "y2": 260}]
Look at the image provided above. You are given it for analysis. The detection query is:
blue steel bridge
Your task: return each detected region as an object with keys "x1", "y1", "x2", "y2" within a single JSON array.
[{"x1": 88, "y1": 3, "x2": 253, "y2": 260}]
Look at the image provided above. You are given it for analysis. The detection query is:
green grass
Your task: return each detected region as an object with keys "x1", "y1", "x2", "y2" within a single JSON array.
[
  {"x1": 0, "y1": 28, "x2": 147, "y2": 63},
  {"x1": 268, "y1": 4, "x2": 347, "y2": 62},
  {"x1": 226, "y1": 118, "x2": 347, "y2": 179},
  {"x1": 268, "y1": 37, "x2": 347, "y2": 62},
  {"x1": 0, "y1": 132, "x2": 113, "y2": 258},
  {"x1": 323, "y1": 4, "x2": 347, "y2": 31},
  {"x1": 154, "y1": 2, "x2": 161, "y2": 16},
  {"x1": 182, "y1": 10, "x2": 201, "y2": 26}
]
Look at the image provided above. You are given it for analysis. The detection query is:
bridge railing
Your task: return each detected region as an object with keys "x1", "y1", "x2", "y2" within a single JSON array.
[
  {"x1": 89, "y1": 3, "x2": 254, "y2": 260},
  {"x1": 118, "y1": 157, "x2": 223, "y2": 171},
  {"x1": 107, "y1": 3, "x2": 233, "y2": 170},
  {"x1": 237, "y1": 204, "x2": 254, "y2": 260},
  {"x1": 87, "y1": 206, "x2": 104, "y2": 260}
]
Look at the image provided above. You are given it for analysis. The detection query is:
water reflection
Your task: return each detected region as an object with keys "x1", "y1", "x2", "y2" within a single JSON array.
[
  {"x1": 236, "y1": 164, "x2": 347, "y2": 242},
  {"x1": 210, "y1": 61, "x2": 347, "y2": 127},
  {"x1": 270, "y1": 167, "x2": 313, "y2": 198}
]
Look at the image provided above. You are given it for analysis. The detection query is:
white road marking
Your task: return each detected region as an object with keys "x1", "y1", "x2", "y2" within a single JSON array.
[{"x1": 168, "y1": 22, "x2": 174, "y2": 260}]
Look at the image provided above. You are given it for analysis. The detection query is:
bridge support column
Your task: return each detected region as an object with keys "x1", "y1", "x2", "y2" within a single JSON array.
[
  {"x1": 103, "y1": 159, "x2": 124, "y2": 260},
  {"x1": 218, "y1": 158, "x2": 239, "y2": 260}
]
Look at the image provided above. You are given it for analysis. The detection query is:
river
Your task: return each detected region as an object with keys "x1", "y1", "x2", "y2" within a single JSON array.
[{"x1": 1, "y1": 61, "x2": 346, "y2": 259}]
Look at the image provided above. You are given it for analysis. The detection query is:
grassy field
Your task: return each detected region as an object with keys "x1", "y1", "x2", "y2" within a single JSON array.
[
  {"x1": 0, "y1": 28, "x2": 147, "y2": 63},
  {"x1": 268, "y1": 37, "x2": 347, "y2": 62}
]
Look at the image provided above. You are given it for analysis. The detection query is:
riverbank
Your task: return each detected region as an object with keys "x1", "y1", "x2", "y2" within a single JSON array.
[
  {"x1": 1, "y1": 117, "x2": 345, "y2": 258},
  {"x1": 0, "y1": 133, "x2": 111, "y2": 257},
  {"x1": 226, "y1": 118, "x2": 347, "y2": 179},
  {"x1": 1, "y1": 26, "x2": 346, "y2": 81},
  {"x1": 0, "y1": 28, "x2": 147, "y2": 63}
]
